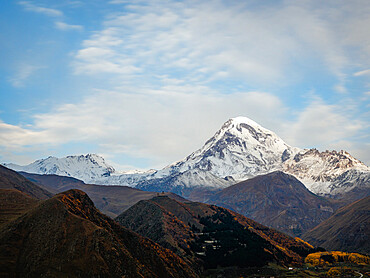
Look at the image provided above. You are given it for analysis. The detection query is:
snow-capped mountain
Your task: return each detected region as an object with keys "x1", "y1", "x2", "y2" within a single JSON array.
[
  {"x1": 164, "y1": 117, "x2": 299, "y2": 180},
  {"x1": 3, "y1": 117, "x2": 369, "y2": 198},
  {"x1": 3, "y1": 154, "x2": 115, "y2": 183}
]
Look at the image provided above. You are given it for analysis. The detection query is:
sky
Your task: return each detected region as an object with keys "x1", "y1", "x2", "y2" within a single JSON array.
[{"x1": 0, "y1": 0, "x2": 369, "y2": 170}]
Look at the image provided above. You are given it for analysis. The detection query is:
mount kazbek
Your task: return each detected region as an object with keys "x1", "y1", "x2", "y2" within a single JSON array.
[{"x1": 5, "y1": 117, "x2": 369, "y2": 198}]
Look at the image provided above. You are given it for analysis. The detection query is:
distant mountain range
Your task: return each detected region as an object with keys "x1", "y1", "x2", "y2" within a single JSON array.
[{"x1": 4, "y1": 117, "x2": 369, "y2": 199}]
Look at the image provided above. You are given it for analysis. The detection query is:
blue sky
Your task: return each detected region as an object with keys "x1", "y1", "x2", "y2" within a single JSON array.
[{"x1": 1, "y1": 0, "x2": 369, "y2": 170}]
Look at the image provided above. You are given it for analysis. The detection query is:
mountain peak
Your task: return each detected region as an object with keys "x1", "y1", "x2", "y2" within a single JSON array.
[
  {"x1": 212, "y1": 117, "x2": 288, "y2": 151},
  {"x1": 167, "y1": 116, "x2": 297, "y2": 181},
  {"x1": 227, "y1": 116, "x2": 261, "y2": 126},
  {"x1": 219, "y1": 116, "x2": 271, "y2": 136}
]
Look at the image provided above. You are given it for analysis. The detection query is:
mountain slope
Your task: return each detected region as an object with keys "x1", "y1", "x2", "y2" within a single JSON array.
[
  {"x1": 0, "y1": 189, "x2": 39, "y2": 227},
  {"x1": 116, "y1": 196, "x2": 200, "y2": 270},
  {"x1": 207, "y1": 171, "x2": 337, "y2": 236},
  {"x1": 302, "y1": 196, "x2": 370, "y2": 254},
  {"x1": 0, "y1": 165, "x2": 52, "y2": 200},
  {"x1": 0, "y1": 189, "x2": 197, "y2": 277},
  {"x1": 116, "y1": 195, "x2": 315, "y2": 271}
]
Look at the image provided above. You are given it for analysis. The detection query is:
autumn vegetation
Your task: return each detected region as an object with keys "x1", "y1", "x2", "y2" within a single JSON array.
[{"x1": 305, "y1": 251, "x2": 370, "y2": 266}]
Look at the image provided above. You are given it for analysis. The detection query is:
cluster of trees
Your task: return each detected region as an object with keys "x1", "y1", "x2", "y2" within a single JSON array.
[
  {"x1": 305, "y1": 251, "x2": 370, "y2": 266},
  {"x1": 190, "y1": 209, "x2": 274, "y2": 269},
  {"x1": 327, "y1": 266, "x2": 353, "y2": 277}
]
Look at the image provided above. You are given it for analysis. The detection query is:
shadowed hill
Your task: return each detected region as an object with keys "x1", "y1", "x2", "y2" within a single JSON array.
[
  {"x1": 303, "y1": 196, "x2": 370, "y2": 255},
  {"x1": 0, "y1": 189, "x2": 39, "y2": 227},
  {"x1": 207, "y1": 171, "x2": 337, "y2": 236},
  {"x1": 0, "y1": 165, "x2": 52, "y2": 200},
  {"x1": 0, "y1": 189, "x2": 197, "y2": 278},
  {"x1": 116, "y1": 196, "x2": 315, "y2": 271}
]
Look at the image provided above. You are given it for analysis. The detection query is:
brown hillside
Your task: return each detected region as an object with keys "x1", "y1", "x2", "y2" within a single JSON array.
[
  {"x1": 208, "y1": 171, "x2": 337, "y2": 236},
  {"x1": 0, "y1": 189, "x2": 197, "y2": 278},
  {"x1": 302, "y1": 196, "x2": 370, "y2": 254},
  {"x1": 0, "y1": 189, "x2": 39, "y2": 227}
]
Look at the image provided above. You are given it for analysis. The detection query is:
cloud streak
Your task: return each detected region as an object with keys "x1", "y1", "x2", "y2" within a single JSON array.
[
  {"x1": 8, "y1": 64, "x2": 43, "y2": 88},
  {"x1": 55, "y1": 21, "x2": 83, "y2": 31},
  {"x1": 354, "y1": 69, "x2": 370, "y2": 76},
  {"x1": 18, "y1": 1, "x2": 63, "y2": 17}
]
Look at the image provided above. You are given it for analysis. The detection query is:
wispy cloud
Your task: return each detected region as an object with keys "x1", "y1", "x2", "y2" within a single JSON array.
[
  {"x1": 283, "y1": 97, "x2": 364, "y2": 149},
  {"x1": 109, "y1": 0, "x2": 129, "y2": 4},
  {"x1": 18, "y1": 2, "x2": 85, "y2": 32},
  {"x1": 354, "y1": 69, "x2": 370, "y2": 76},
  {"x1": 8, "y1": 64, "x2": 43, "y2": 88},
  {"x1": 72, "y1": 0, "x2": 370, "y2": 91},
  {"x1": 18, "y1": 1, "x2": 63, "y2": 17},
  {"x1": 55, "y1": 21, "x2": 83, "y2": 31}
]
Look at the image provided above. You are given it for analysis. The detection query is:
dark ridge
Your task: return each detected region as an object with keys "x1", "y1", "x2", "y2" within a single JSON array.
[{"x1": 0, "y1": 189, "x2": 197, "y2": 277}]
